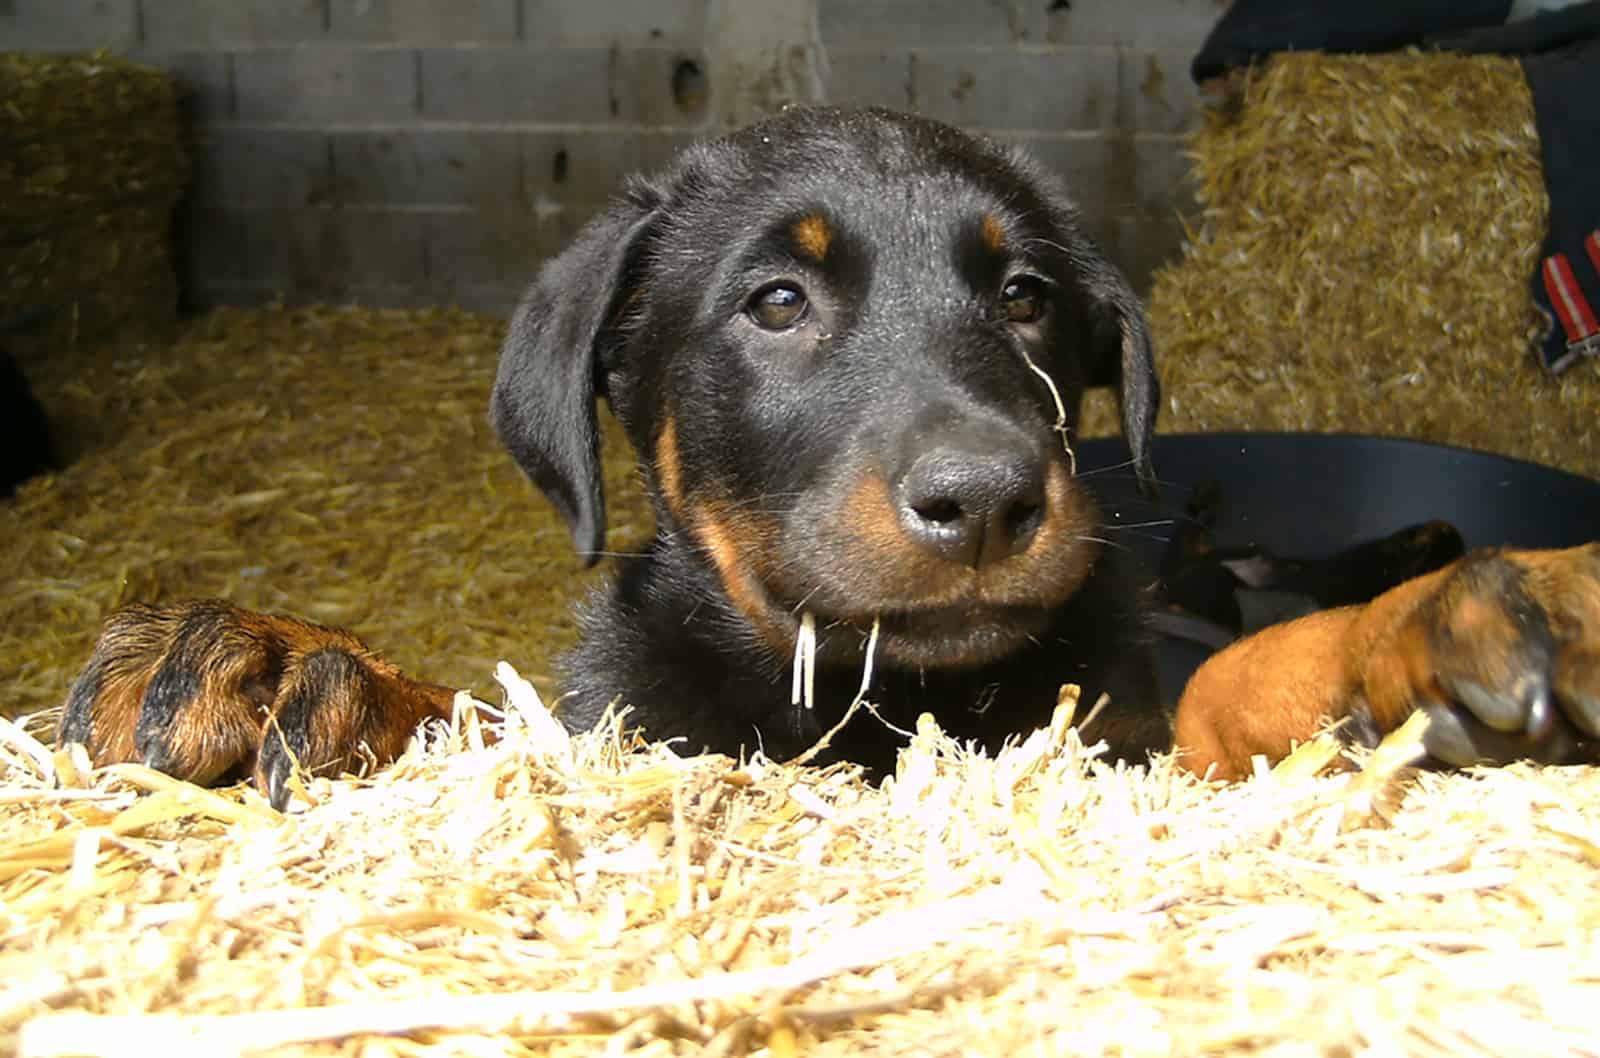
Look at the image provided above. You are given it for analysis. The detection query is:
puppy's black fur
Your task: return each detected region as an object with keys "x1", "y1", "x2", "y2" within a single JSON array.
[{"x1": 492, "y1": 106, "x2": 1171, "y2": 768}]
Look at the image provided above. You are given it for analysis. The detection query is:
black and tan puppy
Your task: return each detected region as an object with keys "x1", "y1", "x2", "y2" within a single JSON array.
[
  {"x1": 492, "y1": 105, "x2": 1167, "y2": 768},
  {"x1": 59, "y1": 107, "x2": 1600, "y2": 807}
]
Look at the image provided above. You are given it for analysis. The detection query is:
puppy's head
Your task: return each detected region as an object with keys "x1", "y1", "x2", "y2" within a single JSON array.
[{"x1": 493, "y1": 106, "x2": 1158, "y2": 670}]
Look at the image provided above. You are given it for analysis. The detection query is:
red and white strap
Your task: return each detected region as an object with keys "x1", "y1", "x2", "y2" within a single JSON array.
[{"x1": 1542, "y1": 246, "x2": 1600, "y2": 367}]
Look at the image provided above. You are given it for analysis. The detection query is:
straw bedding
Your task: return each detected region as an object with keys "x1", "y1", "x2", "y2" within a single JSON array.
[
  {"x1": 2, "y1": 309, "x2": 565, "y2": 709},
  {"x1": 4, "y1": 48, "x2": 1600, "y2": 1058}
]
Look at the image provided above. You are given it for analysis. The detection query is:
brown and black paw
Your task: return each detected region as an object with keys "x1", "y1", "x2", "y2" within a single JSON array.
[
  {"x1": 58, "y1": 600, "x2": 457, "y2": 809},
  {"x1": 1357, "y1": 545, "x2": 1600, "y2": 767}
]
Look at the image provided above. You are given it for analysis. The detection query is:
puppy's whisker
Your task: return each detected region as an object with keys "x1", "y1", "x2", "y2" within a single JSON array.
[
  {"x1": 725, "y1": 491, "x2": 804, "y2": 514},
  {"x1": 1072, "y1": 457, "x2": 1139, "y2": 478},
  {"x1": 1073, "y1": 464, "x2": 1191, "y2": 492},
  {"x1": 789, "y1": 586, "x2": 823, "y2": 616},
  {"x1": 1100, "y1": 518, "x2": 1177, "y2": 532},
  {"x1": 1019, "y1": 235, "x2": 1076, "y2": 256}
]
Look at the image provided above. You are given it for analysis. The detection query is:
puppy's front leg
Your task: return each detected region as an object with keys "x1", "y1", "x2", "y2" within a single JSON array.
[
  {"x1": 1174, "y1": 545, "x2": 1600, "y2": 780},
  {"x1": 59, "y1": 600, "x2": 460, "y2": 809}
]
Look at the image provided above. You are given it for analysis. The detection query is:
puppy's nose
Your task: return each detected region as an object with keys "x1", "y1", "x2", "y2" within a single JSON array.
[{"x1": 896, "y1": 442, "x2": 1046, "y2": 568}]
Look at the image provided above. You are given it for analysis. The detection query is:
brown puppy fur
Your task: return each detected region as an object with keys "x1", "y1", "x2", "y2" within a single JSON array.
[{"x1": 1177, "y1": 544, "x2": 1600, "y2": 779}]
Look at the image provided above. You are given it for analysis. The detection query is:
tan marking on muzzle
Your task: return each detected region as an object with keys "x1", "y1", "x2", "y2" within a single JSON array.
[
  {"x1": 693, "y1": 500, "x2": 795, "y2": 654},
  {"x1": 842, "y1": 473, "x2": 909, "y2": 558}
]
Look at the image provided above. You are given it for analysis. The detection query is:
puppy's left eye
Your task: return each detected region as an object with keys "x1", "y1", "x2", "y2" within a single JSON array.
[
  {"x1": 1000, "y1": 275, "x2": 1047, "y2": 324},
  {"x1": 747, "y1": 283, "x2": 808, "y2": 330}
]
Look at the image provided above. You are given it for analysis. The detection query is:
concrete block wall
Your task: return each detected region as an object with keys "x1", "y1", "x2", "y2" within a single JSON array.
[{"x1": 2, "y1": 0, "x2": 1219, "y2": 313}]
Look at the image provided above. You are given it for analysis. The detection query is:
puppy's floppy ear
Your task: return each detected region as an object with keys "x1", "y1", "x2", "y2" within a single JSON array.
[
  {"x1": 1078, "y1": 263, "x2": 1160, "y2": 496},
  {"x1": 491, "y1": 186, "x2": 660, "y2": 566},
  {"x1": 1010, "y1": 146, "x2": 1160, "y2": 494}
]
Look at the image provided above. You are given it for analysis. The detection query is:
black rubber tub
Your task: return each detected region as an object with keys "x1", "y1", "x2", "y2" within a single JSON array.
[{"x1": 1077, "y1": 432, "x2": 1600, "y2": 700}]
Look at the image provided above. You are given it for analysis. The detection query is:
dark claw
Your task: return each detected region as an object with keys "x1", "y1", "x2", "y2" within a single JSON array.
[
  {"x1": 1445, "y1": 674, "x2": 1545, "y2": 734},
  {"x1": 140, "y1": 742, "x2": 178, "y2": 775},
  {"x1": 1445, "y1": 678, "x2": 1522, "y2": 732},
  {"x1": 1419, "y1": 700, "x2": 1575, "y2": 768},
  {"x1": 256, "y1": 716, "x2": 301, "y2": 811},
  {"x1": 1522, "y1": 680, "x2": 1556, "y2": 742},
  {"x1": 1420, "y1": 702, "x2": 1481, "y2": 767},
  {"x1": 264, "y1": 751, "x2": 293, "y2": 812}
]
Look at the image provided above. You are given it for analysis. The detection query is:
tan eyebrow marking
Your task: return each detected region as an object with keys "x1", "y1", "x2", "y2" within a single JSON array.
[
  {"x1": 791, "y1": 214, "x2": 833, "y2": 261},
  {"x1": 980, "y1": 212, "x2": 1006, "y2": 254}
]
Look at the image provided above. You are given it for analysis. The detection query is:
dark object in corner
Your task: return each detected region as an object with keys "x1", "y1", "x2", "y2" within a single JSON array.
[
  {"x1": 1, "y1": 344, "x2": 55, "y2": 496},
  {"x1": 1520, "y1": 31, "x2": 1600, "y2": 371},
  {"x1": 1190, "y1": 0, "x2": 1514, "y2": 82}
]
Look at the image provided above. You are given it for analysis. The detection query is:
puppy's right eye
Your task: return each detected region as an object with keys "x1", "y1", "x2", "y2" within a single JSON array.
[
  {"x1": 747, "y1": 283, "x2": 808, "y2": 330},
  {"x1": 1000, "y1": 274, "x2": 1048, "y2": 324}
]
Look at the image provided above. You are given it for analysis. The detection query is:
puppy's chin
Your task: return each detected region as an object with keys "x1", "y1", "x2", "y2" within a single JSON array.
[{"x1": 808, "y1": 605, "x2": 1055, "y2": 670}]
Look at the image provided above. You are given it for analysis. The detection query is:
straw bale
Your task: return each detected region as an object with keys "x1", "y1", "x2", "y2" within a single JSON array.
[
  {"x1": 5, "y1": 213, "x2": 178, "y2": 329},
  {"x1": 1081, "y1": 50, "x2": 1600, "y2": 478},
  {"x1": 0, "y1": 52, "x2": 188, "y2": 345},
  {"x1": 0, "y1": 118, "x2": 187, "y2": 224},
  {"x1": 5, "y1": 671, "x2": 1600, "y2": 1057},
  {"x1": 0, "y1": 53, "x2": 180, "y2": 136}
]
